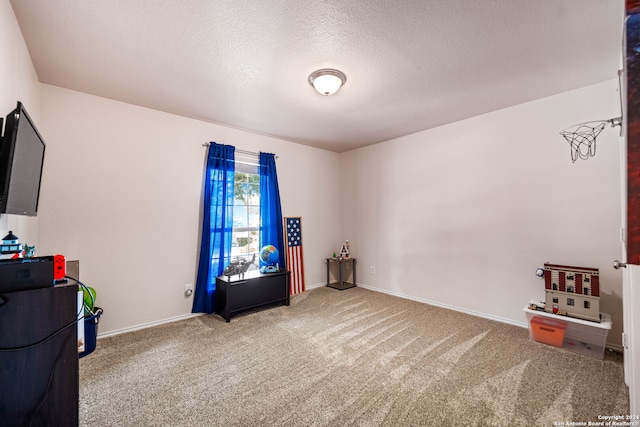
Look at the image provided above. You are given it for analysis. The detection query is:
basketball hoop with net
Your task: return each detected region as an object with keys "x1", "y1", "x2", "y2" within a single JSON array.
[{"x1": 560, "y1": 117, "x2": 622, "y2": 163}]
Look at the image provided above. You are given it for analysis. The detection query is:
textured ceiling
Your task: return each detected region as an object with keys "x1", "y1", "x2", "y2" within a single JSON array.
[{"x1": 10, "y1": 0, "x2": 624, "y2": 153}]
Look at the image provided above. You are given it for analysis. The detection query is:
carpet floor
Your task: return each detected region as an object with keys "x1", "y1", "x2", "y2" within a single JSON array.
[{"x1": 79, "y1": 286, "x2": 629, "y2": 426}]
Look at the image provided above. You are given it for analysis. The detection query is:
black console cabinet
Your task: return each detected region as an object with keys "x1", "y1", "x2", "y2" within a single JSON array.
[
  {"x1": 0, "y1": 284, "x2": 79, "y2": 426},
  {"x1": 215, "y1": 270, "x2": 290, "y2": 322}
]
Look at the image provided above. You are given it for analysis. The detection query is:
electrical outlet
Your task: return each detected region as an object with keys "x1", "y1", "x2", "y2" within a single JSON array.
[
  {"x1": 370, "y1": 266, "x2": 376, "y2": 275},
  {"x1": 184, "y1": 283, "x2": 193, "y2": 297}
]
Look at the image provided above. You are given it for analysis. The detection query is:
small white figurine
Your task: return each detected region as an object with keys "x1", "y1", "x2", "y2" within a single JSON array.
[{"x1": 339, "y1": 240, "x2": 349, "y2": 259}]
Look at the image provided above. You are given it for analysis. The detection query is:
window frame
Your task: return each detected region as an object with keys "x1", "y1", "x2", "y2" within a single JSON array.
[{"x1": 230, "y1": 158, "x2": 260, "y2": 270}]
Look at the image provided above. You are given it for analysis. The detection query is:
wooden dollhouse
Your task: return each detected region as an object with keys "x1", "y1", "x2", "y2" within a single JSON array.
[{"x1": 543, "y1": 263, "x2": 601, "y2": 323}]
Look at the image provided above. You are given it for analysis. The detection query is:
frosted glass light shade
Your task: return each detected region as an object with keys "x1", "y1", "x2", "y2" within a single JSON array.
[{"x1": 309, "y1": 69, "x2": 346, "y2": 96}]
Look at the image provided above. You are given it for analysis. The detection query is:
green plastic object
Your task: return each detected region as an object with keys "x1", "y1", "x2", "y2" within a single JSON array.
[{"x1": 82, "y1": 286, "x2": 96, "y2": 315}]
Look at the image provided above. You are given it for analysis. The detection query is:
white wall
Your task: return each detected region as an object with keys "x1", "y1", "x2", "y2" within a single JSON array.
[
  {"x1": 37, "y1": 85, "x2": 341, "y2": 335},
  {"x1": 0, "y1": 1, "x2": 41, "y2": 244},
  {"x1": 341, "y1": 79, "x2": 624, "y2": 347},
  {"x1": 2, "y1": 3, "x2": 624, "y2": 346}
]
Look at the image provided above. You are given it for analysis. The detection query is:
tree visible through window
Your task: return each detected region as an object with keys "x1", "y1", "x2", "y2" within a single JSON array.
[{"x1": 232, "y1": 168, "x2": 260, "y2": 270}]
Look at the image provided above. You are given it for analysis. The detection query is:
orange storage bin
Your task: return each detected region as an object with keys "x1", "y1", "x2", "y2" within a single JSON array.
[{"x1": 530, "y1": 316, "x2": 567, "y2": 347}]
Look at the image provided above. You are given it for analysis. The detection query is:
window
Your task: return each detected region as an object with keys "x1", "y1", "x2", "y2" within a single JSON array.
[
  {"x1": 584, "y1": 301, "x2": 590, "y2": 309},
  {"x1": 567, "y1": 298, "x2": 575, "y2": 306},
  {"x1": 193, "y1": 145, "x2": 284, "y2": 314},
  {"x1": 552, "y1": 297, "x2": 558, "y2": 303},
  {"x1": 231, "y1": 158, "x2": 260, "y2": 270},
  {"x1": 567, "y1": 285, "x2": 575, "y2": 293},
  {"x1": 583, "y1": 287, "x2": 589, "y2": 295},
  {"x1": 552, "y1": 283, "x2": 558, "y2": 291}
]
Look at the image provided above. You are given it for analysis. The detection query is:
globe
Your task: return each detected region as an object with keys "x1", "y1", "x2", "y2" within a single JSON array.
[{"x1": 260, "y1": 245, "x2": 279, "y2": 265}]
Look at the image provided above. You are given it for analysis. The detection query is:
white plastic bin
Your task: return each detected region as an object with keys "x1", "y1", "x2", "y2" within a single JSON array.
[{"x1": 523, "y1": 306, "x2": 611, "y2": 359}]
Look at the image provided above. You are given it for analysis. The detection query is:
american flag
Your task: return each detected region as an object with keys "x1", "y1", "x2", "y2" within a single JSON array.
[{"x1": 285, "y1": 217, "x2": 305, "y2": 295}]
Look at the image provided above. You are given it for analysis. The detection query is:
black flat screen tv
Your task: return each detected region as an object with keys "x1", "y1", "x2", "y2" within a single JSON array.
[{"x1": 0, "y1": 102, "x2": 46, "y2": 216}]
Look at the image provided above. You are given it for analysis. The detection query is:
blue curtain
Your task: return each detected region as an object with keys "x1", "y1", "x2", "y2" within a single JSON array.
[
  {"x1": 259, "y1": 152, "x2": 286, "y2": 271},
  {"x1": 192, "y1": 143, "x2": 235, "y2": 314}
]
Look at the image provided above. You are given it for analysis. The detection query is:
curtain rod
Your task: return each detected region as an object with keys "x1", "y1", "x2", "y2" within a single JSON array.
[{"x1": 201, "y1": 143, "x2": 277, "y2": 158}]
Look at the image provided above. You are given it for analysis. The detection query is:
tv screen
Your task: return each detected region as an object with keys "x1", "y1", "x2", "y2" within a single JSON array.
[{"x1": 0, "y1": 102, "x2": 46, "y2": 216}]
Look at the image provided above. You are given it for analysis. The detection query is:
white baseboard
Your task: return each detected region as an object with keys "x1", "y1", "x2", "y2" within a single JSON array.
[
  {"x1": 100, "y1": 283, "x2": 625, "y2": 354},
  {"x1": 356, "y1": 284, "x2": 624, "y2": 354},
  {"x1": 306, "y1": 282, "x2": 526, "y2": 328},
  {"x1": 101, "y1": 283, "x2": 327, "y2": 339},
  {"x1": 98, "y1": 313, "x2": 203, "y2": 339},
  {"x1": 356, "y1": 284, "x2": 528, "y2": 328}
]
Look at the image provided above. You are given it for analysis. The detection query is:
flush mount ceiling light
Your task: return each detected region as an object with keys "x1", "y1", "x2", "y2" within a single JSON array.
[{"x1": 308, "y1": 69, "x2": 347, "y2": 96}]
